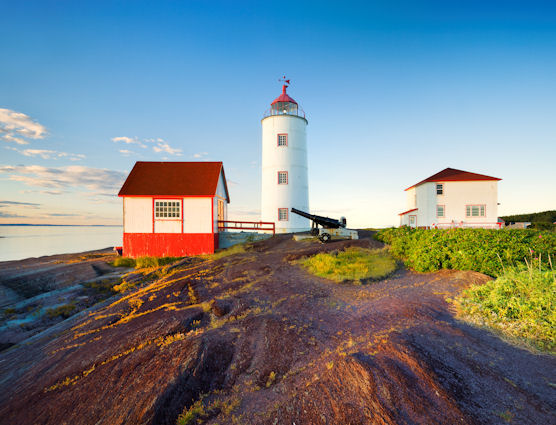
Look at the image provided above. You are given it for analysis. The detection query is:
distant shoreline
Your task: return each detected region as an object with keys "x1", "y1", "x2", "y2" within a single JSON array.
[{"x1": 0, "y1": 224, "x2": 122, "y2": 227}]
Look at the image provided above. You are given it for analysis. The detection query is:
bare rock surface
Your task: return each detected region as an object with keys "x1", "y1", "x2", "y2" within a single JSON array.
[{"x1": 0, "y1": 234, "x2": 554, "y2": 425}]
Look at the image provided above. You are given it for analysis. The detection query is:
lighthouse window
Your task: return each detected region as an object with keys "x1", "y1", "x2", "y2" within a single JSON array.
[
  {"x1": 277, "y1": 171, "x2": 288, "y2": 184},
  {"x1": 278, "y1": 208, "x2": 289, "y2": 221},
  {"x1": 277, "y1": 134, "x2": 288, "y2": 146},
  {"x1": 155, "y1": 200, "x2": 181, "y2": 219}
]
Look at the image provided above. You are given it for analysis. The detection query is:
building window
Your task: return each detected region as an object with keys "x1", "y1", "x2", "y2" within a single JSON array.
[
  {"x1": 277, "y1": 134, "x2": 288, "y2": 146},
  {"x1": 437, "y1": 205, "x2": 445, "y2": 217},
  {"x1": 277, "y1": 171, "x2": 288, "y2": 184},
  {"x1": 436, "y1": 183, "x2": 444, "y2": 195},
  {"x1": 155, "y1": 200, "x2": 181, "y2": 219},
  {"x1": 466, "y1": 205, "x2": 485, "y2": 217},
  {"x1": 278, "y1": 208, "x2": 288, "y2": 221}
]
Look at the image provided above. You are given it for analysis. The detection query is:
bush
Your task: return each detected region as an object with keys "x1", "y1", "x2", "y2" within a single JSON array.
[
  {"x1": 455, "y1": 265, "x2": 555, "y2": 352},
  {"x1": 298, "y1": 247, "x2": 397, "y2": 283},
  {"x1": 377, "y1": 227, "x2": 556, "y2": 276}
]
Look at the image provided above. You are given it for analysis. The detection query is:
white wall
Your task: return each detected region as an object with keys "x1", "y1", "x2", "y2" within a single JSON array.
[
  {"x1": 435, "y1": 181, "x2": 498, "y2": 227},
  {"x1": 124, "y1": 197, "x2": 152, "y2": 233},
  {"x1": 183, "y1": 197, "x2": 212, "y2": 233},
  {"x1": 406, "y1": 188, "x2": 416, "y2": 209},
  {"x1": 415, "y1": 183, "x2": 436, "y2": 227},
  {"x1": 154, "y1": 220, "x2": 181, "y2": 233},
  {"x1": 123, "y1": 196, "x2": 214, "y2": 234},
  {"x1": 261, "y1": 114, "x2": 309, "y2": 232}
]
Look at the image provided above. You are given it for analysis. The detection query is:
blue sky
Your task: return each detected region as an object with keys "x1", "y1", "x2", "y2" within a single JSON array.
[{"x1": 1, "y1": 1, "x2": 555, "y2": 226}]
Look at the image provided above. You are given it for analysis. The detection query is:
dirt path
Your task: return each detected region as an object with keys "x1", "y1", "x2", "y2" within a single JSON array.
[{"x1": 0, "y1": 234, "x2": 554, "y2": 425}]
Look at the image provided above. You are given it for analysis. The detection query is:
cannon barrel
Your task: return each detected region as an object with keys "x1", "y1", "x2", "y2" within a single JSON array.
[{"x1": 291, "y1": 207, "x2": 344, "y2": 229}]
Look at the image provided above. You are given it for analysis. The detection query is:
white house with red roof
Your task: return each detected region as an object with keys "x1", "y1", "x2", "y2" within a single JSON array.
[
  {"x1": 118, "y1": 161, "x2": 229, "y2": 257},
  {"x1": 399, "y1": 168, "x2": 502, "y2": 229}
]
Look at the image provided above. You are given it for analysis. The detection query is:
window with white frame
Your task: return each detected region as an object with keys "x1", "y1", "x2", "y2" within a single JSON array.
[
  {"x1": 277, "y1": 171, "x2": 288, "y2": 184},
  {"x1": 277, "y1": 134, "x2": 288, "y2": 146},
  {"x1": 436, "y1": 183, "x2": 444, "y2": 195},
  {"x1": 155, "y1": 200, "x2": 181, "y2": 219},
  {"x1": 466, "y1": 205, "x2": 485, "y2": 217},
  {"x1": 437, "y1": 205, "x2": 445, "y2": 217},
  {"x1": 278, "y1": 208, "x2": 288, "y2": 221}
]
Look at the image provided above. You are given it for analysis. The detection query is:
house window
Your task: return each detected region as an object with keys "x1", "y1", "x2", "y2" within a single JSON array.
[
  {"x1": 436, "y1": 183, "x2": 444, "y2": 195},
  {"x1": 278, "y1": 208, "x2": 289, "y2": 221},
  {"x1": 278, "y1": 171, "x2": 288, "y2": 184},
  {"x1": 437, "y1": 205, "x2": 445, "y2": 217},
  {"x1": 277, "y1": 134, "x2": 288, "y2": 146},
  {"x1": 466, "y1": 205, "x2": 485, "y2": 217},
  {"x1": 155, "y1": 200, "x2": 181, "y2": 219}
]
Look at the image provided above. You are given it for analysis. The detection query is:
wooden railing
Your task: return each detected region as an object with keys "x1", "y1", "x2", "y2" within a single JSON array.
[{"x1": 217, "y1": 220, "x2": 275, "y2": 234}]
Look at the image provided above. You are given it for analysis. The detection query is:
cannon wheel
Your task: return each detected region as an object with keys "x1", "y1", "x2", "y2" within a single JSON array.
[
  {"x1": 310, "y1": 227, "x2": 319, "y2": 236},
  {"x1": 319, "y1": 233, "x2": 331, "y2": 243}
]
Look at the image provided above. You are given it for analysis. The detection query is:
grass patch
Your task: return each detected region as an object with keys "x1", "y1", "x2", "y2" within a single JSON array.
[
  {"x1": 455, "y1": 265, "x2": 555, "y2": 352},
  {"x1": 207, "y1": 243, "x2": 247, "y2": 260},
  {"x1": 111, "y1": 256, "x2": 182, "y2": 269},
  {"x1": 298, "y1": 247, "x2": 397, "y2": 283},
  {"x1": 112, "y1": 257, "x2": 136, "y2": 267},
  {"x1": 45, "y1": 304, "x2": 77, "y2": 319}
]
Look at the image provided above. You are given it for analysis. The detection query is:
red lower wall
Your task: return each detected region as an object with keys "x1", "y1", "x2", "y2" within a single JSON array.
[{"x1": 123, "y1": 233, "x2": 217, "y2": 258}]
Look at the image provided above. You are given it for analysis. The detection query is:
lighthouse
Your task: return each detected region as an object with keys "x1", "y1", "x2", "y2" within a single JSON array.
[{"x1": 261, "y1": 80, "x2": 310, "y2": 233}]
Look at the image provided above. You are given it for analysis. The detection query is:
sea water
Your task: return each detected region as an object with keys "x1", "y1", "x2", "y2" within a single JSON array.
[{"x1": 0, "y1": 226, "x2": 123, "y2": 262}]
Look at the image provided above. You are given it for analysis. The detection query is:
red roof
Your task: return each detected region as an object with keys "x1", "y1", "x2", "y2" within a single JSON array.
[
  {"x1": 118, "y1": 161, "x2": 229, "y2": 202},
  {"x1": 399, "y1": 208, "x2": 418, "y2": 216},
  {"x1": 271, "y1": 85, "x2": 298, "y2": 105},
  {"x1": 405, "y1": 168, "x2": 501, "y2": 191}
]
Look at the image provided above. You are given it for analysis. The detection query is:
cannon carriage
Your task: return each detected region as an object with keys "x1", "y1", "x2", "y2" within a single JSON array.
[{"x1": 290, "y1": 208, "x2": 358, "y2": 242}]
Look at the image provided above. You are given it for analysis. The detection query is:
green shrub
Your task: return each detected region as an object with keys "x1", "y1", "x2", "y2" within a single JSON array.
[
  {"x1": 112, "y1": 257, "x2": 136, "y2": 267},
  {"x1": 298, "y1": 247, "x2": 397, "y2": 283},
  {"x1": 528, "y1": 222, "x2": 556, "y2": 232},
  {"x1": 455, "y1": 265, "x2": 555, "y2": 352},
  {"x1": 377, "y1": 227, "x2": 556, "y2": 276}
]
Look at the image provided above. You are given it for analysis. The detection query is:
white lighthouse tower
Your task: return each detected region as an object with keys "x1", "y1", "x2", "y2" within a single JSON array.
[{"x1": 261, "y1": 80, "x2": 310, "y2": 233}]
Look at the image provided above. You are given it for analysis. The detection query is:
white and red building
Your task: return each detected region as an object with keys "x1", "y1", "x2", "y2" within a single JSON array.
[
  {"x1": 118, "y1": 161, "x2": 229, "y2": 257},
  {"x1": 261, "y1": 83, "x2": 310, "y2": 233},
  {"x1": 399, "y1": 168, "x2": 502, "y2": 229}
]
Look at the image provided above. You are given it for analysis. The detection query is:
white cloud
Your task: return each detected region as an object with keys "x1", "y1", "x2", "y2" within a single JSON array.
[
  {"x1": 112, "y1": 136, "x2": 147, "y2": 148},
  {"x1": 193, "y1": 152, "x2": 208, "y2": 159},
  {"x1": 5, "y1": 146, "x2": 85, "y2": 161},
  {"x1": 0, "y1": 164, "x2": 126, "y2": 195},
  {"x1": 0, "y1": 108, "x2": 47, "y2": 145},
  {"x1": 153, "y1": 140, "x2": 182, "y2": 155},
  {"x1": 119, "y1": 149, "x2": 135, "y2": 156}
]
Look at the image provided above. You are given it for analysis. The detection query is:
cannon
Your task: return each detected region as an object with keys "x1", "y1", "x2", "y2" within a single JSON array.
[{"x1": 291, "y1": 208, "x2": 359, "y2": 242}]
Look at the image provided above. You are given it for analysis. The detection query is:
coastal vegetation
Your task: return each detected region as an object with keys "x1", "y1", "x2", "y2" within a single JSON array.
[
  {"x1": 377, "y1": 227, "x2": 555, "y2": 276},
  {"x1": 378, "y1": 227, "x2": 555, "y2": 352},
  {"x1": 455, "y1": 263, "x2": 555, "y2": 352},
  {"x1": 500, "y1": 210, "x2": 556, "y2": 231},
  {"x1": 298, "y1": 247, "x2": 397, "y2": 283}
]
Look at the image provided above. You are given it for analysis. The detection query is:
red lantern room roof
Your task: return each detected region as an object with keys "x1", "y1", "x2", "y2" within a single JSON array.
[{"x1": 271, "y1": 85, "x2": 298, "y2": 105}]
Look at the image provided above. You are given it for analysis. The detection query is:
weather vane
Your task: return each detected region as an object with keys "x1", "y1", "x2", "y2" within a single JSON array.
[{"x1": 279, "y1": 75, "x2": 291, "y2": 87}]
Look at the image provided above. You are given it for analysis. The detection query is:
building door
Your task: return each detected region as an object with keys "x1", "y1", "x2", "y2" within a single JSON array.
[
  {"x1": 217, "y1": 199, "x2": 225, "y2": 221},
  {"x1": 409, "y1": 215, "x2": 417, "y2": 228}
]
